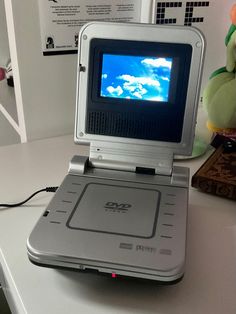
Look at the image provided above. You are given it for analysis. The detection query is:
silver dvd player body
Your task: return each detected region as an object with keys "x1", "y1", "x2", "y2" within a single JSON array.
[{"x1": 27, "y1": 22, "x2": 205, "y2": 283}]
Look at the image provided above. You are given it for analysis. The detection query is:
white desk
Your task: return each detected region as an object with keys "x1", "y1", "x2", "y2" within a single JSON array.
[{"x1": 0, "y1": 135, "x2": 236, "y2": 314}]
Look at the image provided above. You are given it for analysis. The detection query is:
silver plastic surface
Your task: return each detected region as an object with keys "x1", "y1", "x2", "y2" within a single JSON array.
[
  {"x1": 27, "y1": 22, "x2": 205, "y2": 283},
  {"x1": 27, "y1": 167, "x2": 188, "y2": 282},
  {"x1": 74, "y1": 22, "x2": 205, "y2": 173}
]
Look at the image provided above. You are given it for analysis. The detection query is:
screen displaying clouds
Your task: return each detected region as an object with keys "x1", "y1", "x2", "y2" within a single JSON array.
[{"x1": 100, "y1": 54, "x2": 172, "y2": 102}]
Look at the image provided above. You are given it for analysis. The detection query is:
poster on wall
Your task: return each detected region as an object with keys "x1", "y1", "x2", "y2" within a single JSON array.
[{"x1": 38, "y1": 0, "x2": 142, "y2": 55}]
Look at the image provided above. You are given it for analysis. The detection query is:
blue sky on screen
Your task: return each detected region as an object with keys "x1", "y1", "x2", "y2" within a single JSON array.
[{"x1": 100, "y1": 54, "x2": 172, "y2": 102}]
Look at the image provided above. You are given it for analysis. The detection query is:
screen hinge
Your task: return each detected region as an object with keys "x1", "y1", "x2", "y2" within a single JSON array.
[
  {"x1": 68, "y1": 142, "x2": 174, "y2": 176},
  {"x1": 89, "y1": 142, "x2": 173, "y2": 176},
  {"x1": 68, "y1": 155, "x2": 89, "y2": 175},
  {"x1": 69, "y1": 142, "x2": 173, "y2": 176},
  {"x1": 68, "y1": 154, "x2": 173, "y2": 176}
]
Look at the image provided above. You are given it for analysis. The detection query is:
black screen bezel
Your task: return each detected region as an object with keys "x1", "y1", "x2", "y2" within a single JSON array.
[{"x1": 85, "y1": 38, "x2": 192, "y2": 143}]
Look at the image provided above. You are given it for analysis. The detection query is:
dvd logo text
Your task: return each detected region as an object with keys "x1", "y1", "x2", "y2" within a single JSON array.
[{"x1": 104, "y1": 202, "x2": 132, "y2": 210}]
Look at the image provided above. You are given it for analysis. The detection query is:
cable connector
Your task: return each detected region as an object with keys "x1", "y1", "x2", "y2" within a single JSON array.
[
  {"x1": 45, "y1": 187, "x2": 58, "y2": 193},
  {"x1": 0, "y1": 186, "x2": 58, "y2": 208}
]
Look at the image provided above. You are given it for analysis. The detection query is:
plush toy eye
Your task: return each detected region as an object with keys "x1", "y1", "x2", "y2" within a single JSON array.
[{"x1": 230, "y1": 4, "x2": 236, "y2": 25}]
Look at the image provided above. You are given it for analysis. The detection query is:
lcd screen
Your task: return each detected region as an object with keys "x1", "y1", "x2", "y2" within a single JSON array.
[
  {"x1": 87, "y1": 38, "x2": 192, "y2": 142},
  {"x1": 100, "y1": 54, "x2": 173, "y2": 102}
]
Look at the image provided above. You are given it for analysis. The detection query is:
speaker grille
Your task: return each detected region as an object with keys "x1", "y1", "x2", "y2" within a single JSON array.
[{"x1": 86, "y1": 111, "x2": 180, "y2": 142}]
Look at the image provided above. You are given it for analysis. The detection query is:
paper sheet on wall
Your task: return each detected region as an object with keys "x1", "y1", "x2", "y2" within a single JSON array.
[{"x1": 38, "y1": 0, "x2": 142, "y2": 55}]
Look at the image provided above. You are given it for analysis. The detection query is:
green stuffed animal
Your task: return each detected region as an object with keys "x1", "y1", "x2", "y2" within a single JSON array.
[{"x1": 203, "y1": 4, "x2": 236, "y2": 133}]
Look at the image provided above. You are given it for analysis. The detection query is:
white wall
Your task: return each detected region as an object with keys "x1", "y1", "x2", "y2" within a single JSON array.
[
  {"x1": 9, "y1": 0, "x2": 77, "y2": 142},
  {"x1": 0, "y1": 0, "x2": 10, "y2": 66},
  {"x1": 0, "y1": 0, "x2": 20, "y2": 146}
]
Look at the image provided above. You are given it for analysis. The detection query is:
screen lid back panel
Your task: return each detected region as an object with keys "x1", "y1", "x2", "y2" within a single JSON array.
[{"x1": 75, "y1": 22, "x2": 205, "y2": 173}]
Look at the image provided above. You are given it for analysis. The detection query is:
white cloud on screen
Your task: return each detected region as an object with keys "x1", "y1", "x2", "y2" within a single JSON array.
[
  {"x1": 105, "y1": 74, "x2": 162, "y2": 99},
  {"x1": 141, "y1": 58, "x2": 172, "y2": 69},
  {"x1": 118, "y1": 75, "x2": 158, "y2": 98},
  {"x1": 160, "y1": 76, "x2": 170, "y2": 81},
  {"x1": 118, "y1": 74, "x2": 160, "y2": 88},
  {"x1": 133, "y1": 90, "x2": 147, "y2": 99},
  {"x1": 106, "y1": 85, "x2": 123, "y2": 96}
]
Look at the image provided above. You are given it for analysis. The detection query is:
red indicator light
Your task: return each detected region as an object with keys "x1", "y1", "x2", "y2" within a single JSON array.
[{"x1": 111, "y1": 273, "x2": 116, "y2": 278}]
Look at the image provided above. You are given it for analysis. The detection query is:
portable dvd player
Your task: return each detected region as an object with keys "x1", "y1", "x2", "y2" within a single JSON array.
[{"x1": 27, "y1": 22, "x2": 205, "y2": 283}]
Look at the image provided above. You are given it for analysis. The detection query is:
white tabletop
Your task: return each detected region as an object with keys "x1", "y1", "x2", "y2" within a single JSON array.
[{"x1": 0, "y1": 135, "x2": 236, "y2": 314}]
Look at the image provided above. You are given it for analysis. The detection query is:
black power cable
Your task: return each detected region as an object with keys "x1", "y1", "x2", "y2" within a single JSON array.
[{"x1": 0, "y1": 187, "x2": 58, "y2": 208}]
